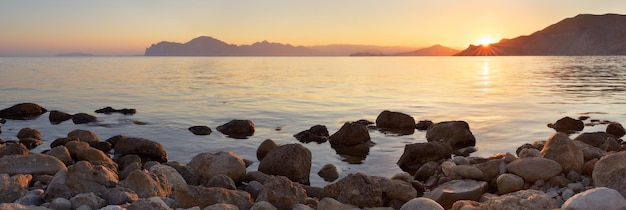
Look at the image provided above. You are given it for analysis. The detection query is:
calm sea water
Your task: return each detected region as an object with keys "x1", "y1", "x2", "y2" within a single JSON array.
[{"x1": 1, "y1": 56, "x2": 625, "y2": 186}]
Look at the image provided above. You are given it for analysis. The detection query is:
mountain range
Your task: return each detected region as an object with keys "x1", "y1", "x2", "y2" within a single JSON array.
[{"x1": 456, "y1": 14, "x2": 626, "y2": 56}]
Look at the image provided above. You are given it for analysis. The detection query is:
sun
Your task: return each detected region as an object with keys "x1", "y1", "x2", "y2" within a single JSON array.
[{"x1": 477, "y1": 36, "x2": 495, "y2": 47}]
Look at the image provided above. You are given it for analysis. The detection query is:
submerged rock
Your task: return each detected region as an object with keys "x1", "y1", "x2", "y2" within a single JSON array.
[
  {"x1": 0, "y1": 103, "x2": 47, "y2": 120},
  {"x1": 375, "y1": 110, "x2": 416, "y2": 134},
  {"x1": 294, "y1": 125, "x2": 329, "y2": 143},
  {"x1": 72, "y1": 113, "x2": 97, "y2": 124},
  {"x1": 329, "y1": 122, "x2": 371, "y2": 146},
  {"x1": 49, "y1": 110, "x2": 73, "y2": 124},
  {"x1": 95, "y1": 106, "x2": 136, "y2": 115},
  {"x1": 426, "y1": 121, "x2": 476, "y2": 151},
  {"x1": 397, "y1": 142, "x2": 451, "y2": 174},
  {"x1": 188, "y1": 125, "x2": 212, "y2": 135},
  {"x1": 216, "y1": 119, "x2": 255, "y2": 138},
  {"x1": 258, "y1": 144, "x2": 312, "y2": 185},
  {"x1": 16, "y1": 127, "x2": 42, "y2": 140}
]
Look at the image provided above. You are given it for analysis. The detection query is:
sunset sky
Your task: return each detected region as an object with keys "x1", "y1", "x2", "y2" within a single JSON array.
[{"x1": 1, "y1": 0, "x2": 625, "y2": 56}]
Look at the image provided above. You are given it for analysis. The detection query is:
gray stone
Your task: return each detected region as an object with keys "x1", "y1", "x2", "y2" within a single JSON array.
[
  {"x1": 256, "y1": 176, "x2": 307, "y2": 210},
  {"x1": 541, "y1": 132, "x2": 584, "y2": 173},
  {"x1": 104, "y1": 187, "x2": 139, "y2": 205},
  {"x1": 423, "y1": 179, "x2": 487, "y2": 209},
  {"x1": 322, "y1": 172, "x2": 383, "y2": 207},
  {"x1": 120, "y1": 169, "x2": 171, "y2": 198},
  {"x1": 572, "y1": 140, "x2": 606, "y2": 161},
  {"x1": 0, "y1": 173, "x2": 30, "y2": 203},
  {"x1": 126, "y1": 198, "x2": 170, "y2": 210},
  {"x1": 317, "y1": 197, "x2": 357, "y2": 210},
  {"x1": 506, "y1": 157, "x2": 562, "y2": 182},
  {"x1": 592, "y1": 151, "x2": 626, "y2": 198},
  {"x1": 258, "y1": 143, "x2": 312, "y2": 185},
  {"x1": 206, "y1": 174, "x2": 236, "y2": 190},
  {"x1": 70, "y1": 192, "x2": 106, "y2": 210},
  {"x1": 426, "y1": 121, "x2": 476, "y2": 151},
  {"x1": 400, "y1": 198, "x2": 444, "y2": 210},
  {"x1": 50, "y1": 197, "x2": 72, "y2": 210},
  {"x1": 562, "y1": 187, "x2": 626, "y2": 210},
  {"x1": 481, "y1": 190, "x2": 557, "y2": 210},
  {"x1": 203, "y1": 203, "x2": 239, "y2": 210},
  {"x1": 249, "y1": 201, "x2": 277, "y2": 210},
  {"x1": 0, "y1": 203, "x2": 49, "y2": 210},
  {"x1": 0, "y1": 154, "x2": 67, "y2": 175},
  {"x1": 496, "y1": 173, "x2": 524, "y2": 194},
  {"x1": 188, "y1": 151, "x2": 247, "y2": 184},
  {"x1": 245, "y1": 181, "x2": 263, "y2": 200},
  {"x1": 174, "y1": 183, "x2": 253, "y2": 209},
  {"x1": 149, "y1": 164, "x2": 187, "y2": 191}
]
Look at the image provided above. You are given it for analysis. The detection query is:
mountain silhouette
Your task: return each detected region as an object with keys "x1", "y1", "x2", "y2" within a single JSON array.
[
  {"x1": 456, "y1": 14, "x2": 626, "y2": 56},
  {"x1": 393, "y1": 44, "x2": 460, "y2": 56}
]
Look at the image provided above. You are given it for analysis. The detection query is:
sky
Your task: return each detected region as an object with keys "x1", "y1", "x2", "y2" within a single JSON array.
[{"x1": 1, "y1": 0, "x2": 626, "y2": 56}]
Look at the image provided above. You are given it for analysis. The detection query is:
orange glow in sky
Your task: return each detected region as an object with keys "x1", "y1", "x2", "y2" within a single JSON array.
[{"x1": 0, "y1": 0, "x2": 625, "y2": 55}]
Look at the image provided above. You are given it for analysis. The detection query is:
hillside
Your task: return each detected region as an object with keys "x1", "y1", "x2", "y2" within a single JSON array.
[
  {"x1": 394, "y1": 44, "x2": 460, "y2": 56},
  {"x1": 456, "y1": 14, "x2": 626, "y2": 56}
]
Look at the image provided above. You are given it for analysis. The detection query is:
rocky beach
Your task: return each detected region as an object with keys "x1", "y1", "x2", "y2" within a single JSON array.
[{"x1": 1, "y1": 102, "x2": 626, "y2": 210}]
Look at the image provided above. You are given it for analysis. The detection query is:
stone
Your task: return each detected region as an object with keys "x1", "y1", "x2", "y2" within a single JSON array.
[
  {"x1": 541, "y1": 132, "x2": 584, "y2": 173},
  {"x1": 126, "y1": 197, "x2": 170, "y2": 210},
  {"x1": 50, "y1": 137, "x2": 73, "y2": 148},
  {"x1": 574, "y1": 132, "x2": 617, "y2": 150},
  {"x1": 0, "y1": 103, "x2": 47, "y2": 120},
  {"x1": 95, "y1": 107, "x2": 136, "y2": 115},
  {"x1": 562, "y1": 187, "x2": 626, "y2": 210},
  {"x1": 256, "y1": 139, "x2": 279, "y2": 161},
  {"x1": 104, "y1": 135, "x2": 126, "y2": 148},
  {"x1": 50, "y1": 197, "x2": 72, "y2": 210},
  {"x1": 67, "y1": 129, "x2": 99, "y2": 145},
  {"x1": 256, "y1": 176, "x2": 307, "y2": 210},
  {"x1": 258, "y1": 143, "x2": 312, "y2": 185},
  {"x1": 49, "y1": 110, "x2": 73, "y2": 124},
  {"x1": 379, "y1": 178, "x2": 417, "y2": 202},
  {"x1": 243, "y1": 171, "x2": 272, "y2": 184},
  {"x1": 413, "y1": 161, "x2": 439, "y2": 181},
  {"x1": 204, "y1": 203, "x2": 239, "y2": 210},
  {"x1": 45, "y1": 146, "x2": 74, "y2": 166},
  {"x1": 65, "y1": 141, "x2": 90, "y2": 159},
  {"x1": 415, "y1": 120, "x2": 434, "y2": 131},
  {"x1": 294, "y1": 125, "x2": 329, "y2": 143},
  {"x1": 14, "y1": 191, "x2": 45, "y2": 206},
  {"x1": 70, "y1": 192, "x2": 106, "y2": 210},
  {"x1": 206, "y1": 174, "x2": 236, "y2": 190},
  {"x1": 451, "y1": 165, "x2": 484, "y2": 180},
  {"x1": 93, "y1": 141, "x2": 112, "y2": 153},
  {"x1": 423, "y1": 179, "x2": 487, "y2": 209},
  {"x1": 245, "y1": 180, "x2": 263, "y2": 200},
  {"x1": 571, "y1": 140, "x2": 606, "y2": 161},
  {"x1": 18, "y1": 137, "x2": 42, "y2": 149},
  {"x1": 483, "y1": 190, "x2": 556, "y2": 209},
  {"x1": 317, "y1": 164, "x2": 339, "y2": 182},
  {"x1": 120, "y1": 169, "x2": 171, "y2": 198},
  {"x1": 582, "y1": 158, "x2": 598, "y2": 176},
  {"x1": 166, "y1": 161, "x2": 200, "y2": 186},
  {"x1": 189, "y1": 126, "x2": 212, "y2": 135},
  {"x1": 77, "y1": 147, "x2": 118, "y2": 171},
  {"x1": 553, "y1": 116, "x2": 584, "y2": 133},
  {"x1": 0, "y1": 174, "x2": 31, "y2": 203},
  {"x1": 0, "y1": 154, "x2": 66, "y2": 175},
  {"x1": 506, "y1": 157, "x2": 562, "y2": 183},
  {"x1": 592, "y1": 151, "x2": 626, "y2": 198},
  {"x1": 317, "y1": 197, "x2": 357, "y2": 210},
  {"x1": 607, "y1": 122, "x2": 626, "y2": 138},
  {"x1": 473, "y1": 159, "x2": 504, "y2": 181},
  {"x1": 216, "y1": 119, "x2": 255, "y2": 138},
  {"x1": 149, "y1": 164, "x2": 187, "y2": 191},
  {"x1": 425, "y1": 121, "x2": 476, "y2": 151},
  {"x1": 72, "y1": 113, "x2": 98, "y2": 124},
  {"x1": 375, "y1": 110, "x2": 416, "y2": 132},
  {"x1": 400, "y1": 198, "x2": 444, "y2": 210},
  {"x1": 0, "y1": 203, "x2": 49, "y2": 210},
  {"x1": 249, "y1": 201, "x2": 278, "y2": 210},
  {"x1": 451, "y1": 200, "x2": 482, "y2": 210},
  {"x1": 322, "y1": 172, "x2": 383, "y2": 207},
  {"x1": 496, "y1": 173, "x2": 524, "y2": 194},
  {"x1": 113, "y1": 137, "x2": 168, "y2": 163},
  {"x1": 104, "y1": 187, "x2": 139, "y2": 205},
  {"x1": 16, "y1": 127, "x2": 42, "y2": 140},
  {"x1": 64, "y1": 161, "x2": 119, "y2": 196},
  {"x1": 174, "y1": 183, "x2": 253, "y2": 209},
  {"x1": 397, "y1": 142, "x2": 451, "y2": 174},
  {"x1": 188, "y1": 151, "x2": 247, "y2": 184},
  {"x1": 329, "y1": 122, "x2": 371, "y2": 146}
]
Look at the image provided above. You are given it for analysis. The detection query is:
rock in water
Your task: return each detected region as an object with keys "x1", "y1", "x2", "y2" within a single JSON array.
[
  {"x1": 256, "y1": 139, "x2": 279, "y2": 161},
  {"x1": 425, "y1": 121, "x2": 476, "y2": 151},
  {"x1": 188, "y1": 126, "x2": 212, "y2": 135},
  {"x1": 0, "y1": 103, "x2": 47, "y2": 120},
  {"x1": 317, "y1": 164, "x2": 339, "y2": 182},
  {"x1": 49, "y1": 110, "x2": 73, "y2": 124},
  {"x1": 258, "y1": 143, "x2": 312, "y2": 185},
  {"x1": 322, "y1": 172, "x2": 383, "y2": 208},
  {"x1": 294, "y1": 125, "x2": 329, "y2": 143},
  {"x1": 375, "y1": 110, "x2": 416, "y2": 133},
  {"x1": 329, "y1": 122, "x2": 371, "y2": 146},
  {"x1": 562, "y1": 187, "x2": 626, "y2": 210},
  {"x1": 16, "y1": 127, "x2": 42, "y2": 140},
  {"x1": 113, "y1": 137, "x2": 168, "y2": 163},
  {"x1": 71, "y1": 113, "x2": 97, "y2": 124},
  {"x1": 216, "y1": 119, "x2": 255, "y2": 138},
  {"x1": 397, "y1": 142, "x2": 451, "y2": 174},
  {"x1": 187, "y1": 151, "x2": 247, "y2": 184},
  {"x1": 607, "y1": 122, "x2": 626, "y2": 138},
  {"x1": 541, "y1": 132, "x2": 584, "y2": 173},
  {"x1": 423, "y1": 179, "x2": 487, "y2": 209},
  {"x1": 553, "y1": 116, "x2": 584, "y2": 133},
  {"x1": 593, "y1": 151, "x2": 626, "y2": 198},
  {"x1": 506, "y1": 157, "x2": 562, "y2": 183}
]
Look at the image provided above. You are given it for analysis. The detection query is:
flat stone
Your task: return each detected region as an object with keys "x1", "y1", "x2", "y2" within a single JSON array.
[
  {"x1": 506, "y1": 157, "x2": 562, "y2": 182},
  {"x1": 423, "y1": 179, "x2": 487, "y2": 209},
  {"x1": 0, "y1": 154, "x2": 67, "y2": 175}
]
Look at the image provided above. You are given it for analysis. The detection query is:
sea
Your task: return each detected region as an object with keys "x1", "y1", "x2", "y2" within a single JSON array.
[{"x1": 1, "y1": 56, "x2": 625, "y2": 186}]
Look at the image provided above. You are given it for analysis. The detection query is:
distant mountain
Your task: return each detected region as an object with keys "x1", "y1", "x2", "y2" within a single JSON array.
[
  {"x1": 393, "y1": 44, "x2": 460, "y2": 56},
  {"x1": 456, "y1": 14, "x2": 626, "y2": 56},
  {"x1": 309, "y1": 44, "x2": 420, "y2": 56},
  {"x1": 55, "y1": 52, "x2": 94, "y2": 57},
  {"x1": 145, "y1": 36, "x2": 322, "y2": 56}
]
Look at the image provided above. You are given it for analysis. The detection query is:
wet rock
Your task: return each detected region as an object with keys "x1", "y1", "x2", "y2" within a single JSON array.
[
  {"x1": 400, "y1": 197, "x2": 444, "y2": 210},
  {"x1": 294, "y1": 125, "x2": 329, "y2": 143},
  {"x1": 49, "y1": 110, "x2": 73, "y2": 124},
  {"x1": 375, "y1": 110, "x2": 416, "y2": 133},
  {"x1": 553, "y1": 116, "x2": 584, "y2": 133},
  {"x1": 380, "y1": 178, "x2": 417, "y2": 202},
  {"x1": 70, "y1": 192, "x2": 106, "y2": 210},
  {"x1": 17, "y1": 127, "x2": 42, "y2": 140},
  {"x1": 496, "y1": 173, "x2": 524, "y2": 194},
  {"x1": 104, "y1": 187, "x2": 139, "y2": 205},
  {"x1": 14, "y1": 189, "x2": 45, "y2": 206},
  {"x1": 189, "y1": 125, "x2": 212, "y2": 135},
  {"x1": 120, "y1": 170, "x2": 171, "y2": 198},
  {"x1": 188, "y1": 151, "x2": 247, "y2": 184},
  {"x1": 216, "y1": 119, "x2": 255, "y2": 138},
  {"x1": 426, "y1": 121, "x2": 476, "y2": 151},
  {"x1": 149, "y1": 164, "x2": 187, "y2": 191},
  {"x1": 415, "y1": 120, "x2": 434, "y2": 131},
  {"x1": 0, "y1": 103, "x2": 47, "y2": 120},
  {"x1": 72, "y1": 113, "x2": 97, "y2": 124},
  {"x1": 592, "y1": 151, "x2": 626, "y2": 198},
  {"x1": 607, "y1": 122, "x2": 626, "y2": 138},
  {"x1": 322, "y1": 172, "x2": 383, "y2": 207},
  {"x1": 67, "y1": 129, "x2": 99, "y2": 145},
  {"x1": 257, "y1": 139, "x2": 279, "y2": 161},
  {"x1": 0, "y1": 142, "x2": 29, "y2": 157},
  {"x1": 423, "y1": 179, "x2": 487, "y2": 209},
  {"x1": 0, "y1": 174, "x2": 31, "y2": 203},
  {"x1": 63, "y1": 161, "x2": 119, "y2": 196},
  {"x1": 329, "y1": 122, "x2": 371, "y2": 146},
  {"x1": 562, "y1": 187, "x2": 626, "y2": 210},
  {"x1": 541, "y1": 132, "x2": 584, "y2": 173},
  {"x1": 317, "y1": 164, "x2": 339, "y2": 182},
  {"x1": 330, "y1": 142, "x2": 372, "y2": 163},
  {"x1": 113, "y1": 137, "x2": 168, "y2": 163},
  {"x1": 19, "y1": 137, "x2": 42, "y2": 149},
  {"x1": 506, "y1": 157, "x2": 562, "y2": 183},
  {"x1": 257, "y1": 176, "x2": 307, "y2": 210},
  {"x1": 45, "y1": 146, "x2": 74, "y2": 166},
  {"x1": 50, "y1": 137, "x2": 73, "y2": 148},
  {"x1": 258, "y1": 144, "x2": 312, "y2": 185},
  {"x1": 174, "y1": 183, "x2": 253, "y2": 209},
  {"x1": 481, "y1": 190, "x2": 557, "y2": 210},
  {"x1": 397, "y1": 142, "x2": 451, "y2": 174},
  {"x1": 0, "y1": 154, "x2": 66, "y2": 175},
  {"x1": 95, "y1": 107, "x2": 136, "y2": 115},
  {"x1": 77, "y1": 147, "x2": 118, "y2": 171}
]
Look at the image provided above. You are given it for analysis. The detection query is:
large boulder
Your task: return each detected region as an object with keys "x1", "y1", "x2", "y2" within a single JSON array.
[
  {"x1": 562, "y1": 187, "x2": 626, "y2": 210},
  {"x1": 607, "y1": 122, "x2": 626, "y2": 138},
  {"x1": 258, "y1": 144, "x2": 312, "y2": 185},
  {"x1": 375, "y1": 110, "x2": 416, "y2": 133},
  {"x1": 64, "y1": 161, "x2": 119, "y2": 196},
  {"x1": 0, "y1": 174, "x2": 31, "y2": 203},
  {"x1": 506, "y1": 157, "x2": 562, "y2": 183},
  {"x1": 423, "y1": 179, "x2": 487, "y2": 209},
  {"x1": 0, "y1": 154, "x2": 67, "y2": 175},
  {"x1": 425, "y1": 121, "x2": 476, "y2": 151},
  {"x1": 397, "y1": 142, "x2": 451, "y2": 174},
  {"x1": 592, "y1": 151, "x2": 626, "y2": 198},
  {"x1": 113, "y1": 137, "x2": 168, "y2": 163},
  {"x1": 188, "y1": 151, "x2": 247, "y2": 184},
  {"x1": 216, "y1": 119, "x2": 255, "y2": 138},
  {"x1": 322, "y1": 172, "x2": 383, "y2": 208},
  {"x1": 481, "y1": 190, "x2": 557, "y2": 210},
  {"x1": 120, "y1": 170, "x2": 171, "y2": 198},
  {"x1": 541, "y1": 132, "x2": 584, "y2": 173},
  {"x1": 174, "y1": 184, "x2": 253, "y2": 209},
  {"x1": 0, "y1": 103, "x2": 47, "y2": 120},
  {"x1": 329, "y1": 122, "x2": 371, "y2": 146},
  {"x1": 148, "y1": 164, "x2": 187, "y2": 191},
  {"x1": 553, "y1": 116, "x2": 584, "y2": 133},
  {"x1": 294, "y1": 125, "x2": 329, "y2": 143},
  {"x1": 256, "y1": 176, "x2": 307, "y2": 210}
]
